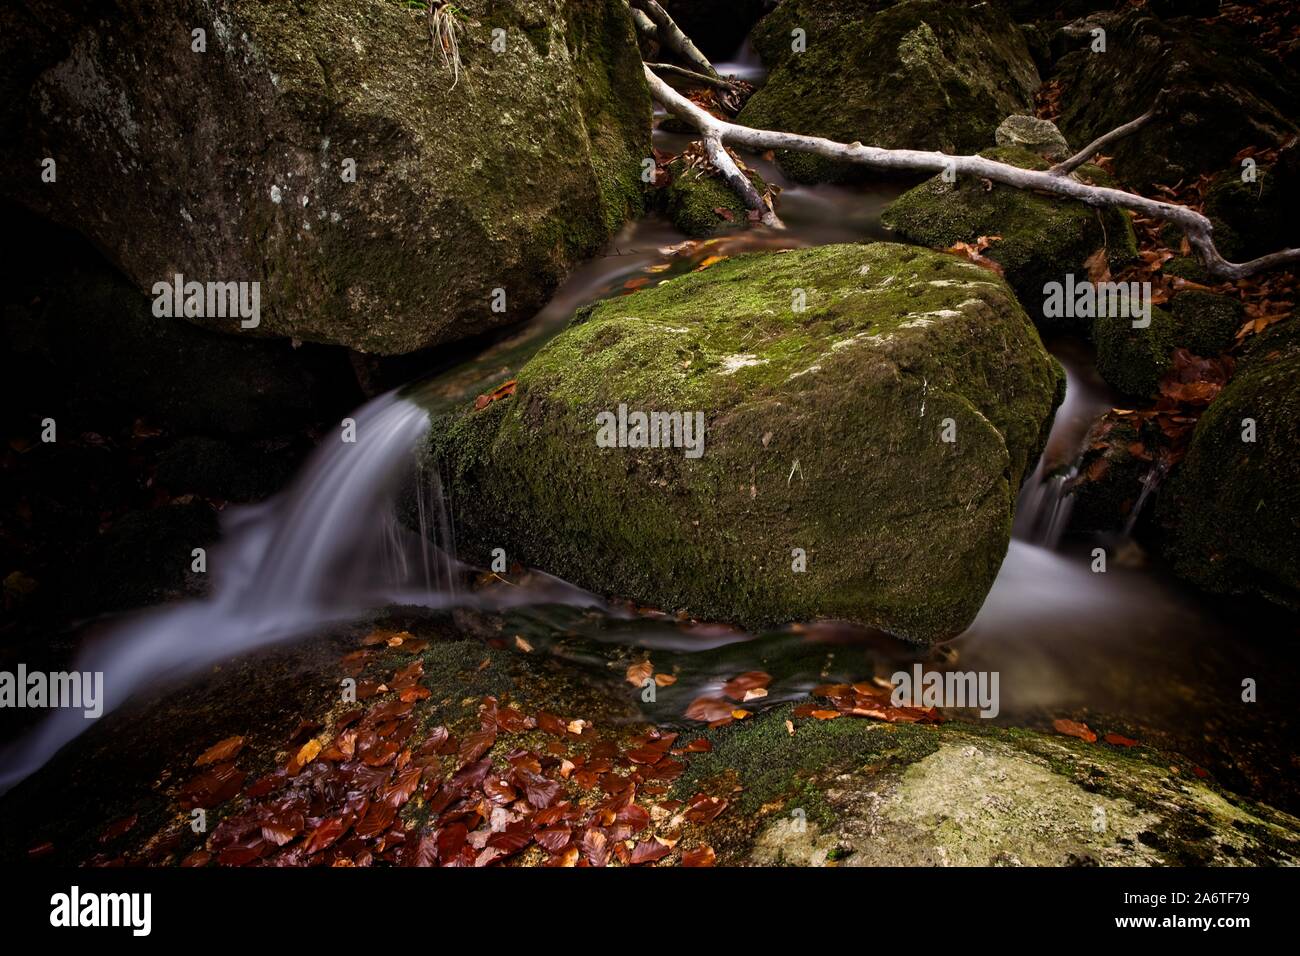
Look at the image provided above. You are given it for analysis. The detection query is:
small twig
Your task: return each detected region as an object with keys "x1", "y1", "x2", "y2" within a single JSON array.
[
  {"x1": 646, "y1": 62, "x2": 741, "y2": 91},
  {"x1": 1051, "y1": 95, "x2": 1163, "y2": 177}
]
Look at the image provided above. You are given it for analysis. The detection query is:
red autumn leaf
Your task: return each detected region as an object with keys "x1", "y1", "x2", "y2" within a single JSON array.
[
  {"x1": 535, "y1": 827, "x2": 571, "y2": 852},
  {"x1": 630, "y1": 838, "x2": 672, "y2": 865},
  {"x1": 179, "y1": 763, "x2": 247, "y2": 810},
  {"x1": 1052, "y1": 718, "x2": 1098, "y2": 743},
  {"x1": 681, "y1": 845, "x2": 716, "y2": 867},
  {"x1": 98, "y1": 815, "x2": 137, "y2": 844},
  {"x1": 684, "y1": 696, "x2": 734, "y2": 722},
  {"x1": 722, "y1": 671, "x2": 772, "y2": 701},
  {"x1": 581, "y1": 828, "x2": 610, "y2": 867},
  {"x1": 303, "y1": 817, "x2": 348, "y2": 855},
  {"x1": 684, "y1": 794, "x2": 729, "y2": 823}
]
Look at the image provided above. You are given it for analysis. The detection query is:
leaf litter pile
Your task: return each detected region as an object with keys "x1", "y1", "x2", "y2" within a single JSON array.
[{"x1": 71, "y1": 619, "x2": 1009, "y2": 867}]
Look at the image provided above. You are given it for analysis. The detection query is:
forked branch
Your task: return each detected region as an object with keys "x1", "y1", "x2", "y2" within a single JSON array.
[{"x1": 643, "y1": 66, "x2": 1300, "y2": 280}]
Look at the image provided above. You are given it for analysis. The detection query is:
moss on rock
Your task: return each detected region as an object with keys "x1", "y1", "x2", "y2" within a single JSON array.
[
  {"x1": 681, "y1": 705, "x2": 1300, "y2": 866},
  {"x1": 881, "y1": 146, "x2": 1138, "y2": 330},
  {"x1": 423, "y1": 242, "x2": 1062, "y2": 643},
  {"x1": 738, "y1": 0, "x2": 1039, "y2": 183},
  {"x1": 1157, "y1": 316, "x2": 1300, "y2": 609},
  {"x1": 657, "y1": 159, "x2": 764, "y2": 238},
  {"x1": 1203, "y1": 146, "x2": 1300, "y2": 263},
  {"x1": 1092, "y1": 306, "x2": 1175, "y2": 399}
]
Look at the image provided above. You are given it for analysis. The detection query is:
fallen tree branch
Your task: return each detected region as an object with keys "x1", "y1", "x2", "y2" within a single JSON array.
[
  {"x1": 632, "y1": 0, "x2": 719, "y2": 78},
  {"x1": 702, "y1": 137, "x2": 783, "y2": 229},
  {"x1": 644, "y1": 65, "x2": 1300, "y2": 280}
]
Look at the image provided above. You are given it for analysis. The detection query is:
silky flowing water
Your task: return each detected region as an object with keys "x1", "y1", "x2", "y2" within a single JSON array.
[{"x1": 1, "y1": 126, "x2": 1296, "y2": 809}]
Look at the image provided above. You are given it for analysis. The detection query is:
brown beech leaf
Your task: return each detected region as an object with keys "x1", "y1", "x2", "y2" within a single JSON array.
[
  {"x1": 1052, "y1": 718, "x2": 1098, "y2": 743},
  {"x1": 722, "y1": 670, "x2": 772, "y2": 701},
  {"x1": 581, "y1": 828, "x2": 610, "y2": 867},
  {"x1": 625, "y1": 659, "x2": 654, "y2": 687},
  {"x1": 684, "y1": 696, "x2": 734, "y2": 722},
  {"x1": 681, "y1": 845, "x2": 716, "y2": 867},
  {"x1": 194, "y1": 735, "x2": 245, "y2": 767},
  {"x1": 630, "y1": 838, "x2": 672, "y2": 865},
  {"x1": 286, "y1": 739, "x2": 322, "y2": 777}
]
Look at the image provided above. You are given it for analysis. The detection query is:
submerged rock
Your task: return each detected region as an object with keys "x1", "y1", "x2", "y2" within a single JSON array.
[
  {"x1": 1054, "y1": 11, "x2": 1300, "y2": 190},
  {"x1": 738, "y1": 0, "x2": 1039, "y2": 183},
  {"x1": 881, "y1": 146, "x2": 1138, "y2": 330},
  {"x1": 0, "y1": 0, "x2": 650, "y2": 354},
  {"x1": 1158, "y1": 318, "x2": 1300, "y2": 609},
  {"x1": 424, "y1": 242, "x2": 1063, "y2": 643}
]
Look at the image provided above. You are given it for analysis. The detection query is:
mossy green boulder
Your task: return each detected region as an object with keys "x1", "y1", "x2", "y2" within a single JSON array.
[
  {"x1": 737, "y1": 0, "x2": 1039, "y2": 183},
  {"x1": 1157, "y1": 318, "x2": 1300, "y2": 609},
  {"x1": 881, "y1": 146, "x2": 1138, "y2": 330},
  {"x1": 1093, "y1": 291, "x2": 1242, "y2": 399},
  {"x1": 1203, "y1": 146, "x2": 1300, "y2": 263},
  {"x1": 1092, "y1": 306, "x2": 1175, "y2": 399},
  {"x1": 0, "y1": 0, "x2": 651, "y2": 354},
  {"x1": 657, "y1": 156, "x2": 765, "y2": 238},
  {"x1": 424, "y1": 242, "x2": 1063, "y2": 643}
]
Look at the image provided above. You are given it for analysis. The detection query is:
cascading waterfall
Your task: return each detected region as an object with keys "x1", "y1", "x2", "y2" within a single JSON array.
[
  {"x1": 0, "y1": 391, "x2": 588, "y2": 792},
  {"x1": 1011, "y1": 347, "x2": 1115, "y2": 549}
]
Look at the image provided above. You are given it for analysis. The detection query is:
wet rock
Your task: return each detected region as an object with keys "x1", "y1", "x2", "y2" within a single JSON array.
[
  {"x1": 1053, "y1": 10, "x2": 1300, "y2": 190},
  {"x1": 1, "y1": 227, "x2": 351, "y2": 442},
  {"x1": 424, "y1": 242, "x2": 1063, "y2": 643},
  {"x1": 1093, "y1": 291, "x2": 1242, "y2": 400},
  {"x1": 738, "y1": 0, "x2": 1039, "y2": 183},
  {"x1": 1157, "y1": 316, "x2": 1300, "y2": 609},
  {"x1": 0, "y1": 0, "x2": 651, "y2": 354},
  {"x1": 994, "y1": 114, "x2": 1070, "y2": 161},
  {"x1": 881, "y1": 146, "x2": 1138, "y2": 331},
  {"x1": 1066, "y1": 415, "x2": 1155, "y2": 535},
  {"x1": 685, "y1": 705, "x2": 1300, "y2": 866},
  {"x1": 1092, "y1": 306, "x2": 1176, "y2": 399},
  {"x1": 155, "y1": 436, "x2": 301, "y2": 503}
]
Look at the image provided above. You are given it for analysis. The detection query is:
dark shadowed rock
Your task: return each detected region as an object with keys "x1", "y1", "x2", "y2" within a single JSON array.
[
  {"x1": 0, "y1": 0, "x2": 651, "y2": 354},
  {"x1": 738, "y1": 0, "x2": 1039, "y2": 183},
  {"x1": 1054, "y1": 10, "x2": 1300, "y2": 191}
]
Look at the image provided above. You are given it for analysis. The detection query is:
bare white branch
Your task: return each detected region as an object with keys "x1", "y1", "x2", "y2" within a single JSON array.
[{"x1": 644, "y1": 65, "x2": 1300, "y2": 280}]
